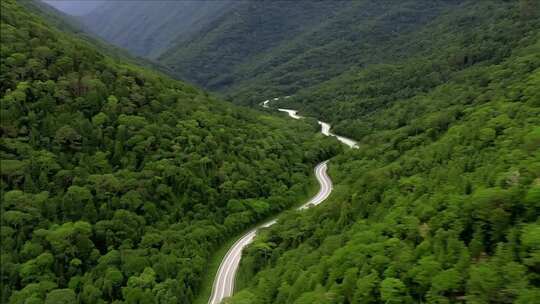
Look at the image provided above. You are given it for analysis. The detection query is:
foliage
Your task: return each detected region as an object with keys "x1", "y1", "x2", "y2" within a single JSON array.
[
  {"x1": 0, "y1": 1, "x2": 338, "y2": 303},
  {"x1": 157, "y1": 1, "x2": 476, "y2": 104},
  {"x1": 229, "y1": 2, "x2": 540, "y2": 303},
  {"x1": 279, "y1": 0, "x2": 540, "y2": 141}
]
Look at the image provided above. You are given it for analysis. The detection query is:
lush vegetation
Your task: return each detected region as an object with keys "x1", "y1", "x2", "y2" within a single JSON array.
[
  {"x1": 228, "y1": 2, "x2": 540, "y2": 303},
  {"x1": 3, "y1": 1, "x2": 539, "y2": 303},
  {"x1": 276, "y1": 0, "x2": 540, "y2": 141},
  {"x1": 18, "y1": 0, "x2": 168, "y2": 74},
  {"x1": 157, "y1": 1, "x2": 469, "y2": 103},
  {"x1": 158, "y1": 0, "x2": 350, "y2": 92},
  {"x1": 0, "y1": 1, "x2": 339, "y2": 303}
]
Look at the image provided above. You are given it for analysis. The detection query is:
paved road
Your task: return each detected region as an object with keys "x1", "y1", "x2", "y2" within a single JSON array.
[
  {"x1": 209, "y1": 96, "x2": 355, "y2": 304},
  {"x1": 208, "y1": 161, "x2": 332, "y2": 304},
  {"x1": 263, "y1": 98, "x2": 358, "y2": 148},
  {"x1": 318, "y1": 121, "x2": 358, "y2": 148}
]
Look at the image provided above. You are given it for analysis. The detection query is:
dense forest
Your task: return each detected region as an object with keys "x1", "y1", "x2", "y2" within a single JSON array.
[
  {"x1": 158, "y1": 0, "x2": 469, "y2": 101},
  {"x1": 274, "y1": 0, "x2": 540, "y2": 140},
  {"x1": 80, "y1": 1, "x2": 466, "y2": 103},
  {"x1": 157, "y1": 0, "x2": 350, "y2": 92},
  {"x1": 0, "y1": 1, "x2": 339, "y2": 303},
  {"x1": 229, "y1": 1, "x2": 540, "y2": 303},
  {"x1": 214, "y1": 0, "x2": 470, "y2": 105},
  {"x1": 2, "y1": 0, "x2": 539, "y2": 303}
]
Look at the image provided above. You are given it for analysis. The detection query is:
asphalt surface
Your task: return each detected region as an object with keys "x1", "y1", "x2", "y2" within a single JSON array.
[
  {"x1": 263, "y1": 98, "x2": 358, "y2": 148},
  {"x1": 208, "y1": 161, "x2": 332, "y2": 304}
]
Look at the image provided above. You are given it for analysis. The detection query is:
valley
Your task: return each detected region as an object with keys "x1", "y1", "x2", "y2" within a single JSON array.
[
  {"x1": 209, "y1": 98, "x2": 359, "y2": 304},
  {"x1": 1, "y1": 1, "x2": 539, "y2": 304}
]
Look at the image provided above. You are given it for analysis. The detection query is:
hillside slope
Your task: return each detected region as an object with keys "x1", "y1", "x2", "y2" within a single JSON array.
[
  {"x1": 42, "y1": 0, "x2": 105, "y2": 16},
  {"x1": 275, "y1": 0, "x2": 540, "y2": 140},
  {"x1": 0, "y1": 1, "x2": 339, "y2": 303},
  {"x1": 229, "y1": 2, "x2": 540, "y2": 303},
  {"x1": 158, "y1": 0, "x2": 350, "y2": 91},
  {"x1": 80, "y1": 0, "x2": 238, "y2": 58},
  {"x1": 21, "y1": 0, "x2": 170, "y2": 74},
  {"x1": 158, "y1": 0, "x2": 468, "y2": 102}
]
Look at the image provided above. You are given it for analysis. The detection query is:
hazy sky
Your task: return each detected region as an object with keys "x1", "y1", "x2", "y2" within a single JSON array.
[{"x1": 43, "y1": 0, "x2": 106, "y2": 16}]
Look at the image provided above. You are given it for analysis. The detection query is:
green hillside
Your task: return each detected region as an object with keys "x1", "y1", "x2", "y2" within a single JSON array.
[
  {"x1": 0, "y1": 1, "x2": 338, "y2": 303},
  {"x1": 228, "y1": 2, "x2": 540, "y2": 304},
  {"x1": 3, "y1": 1, "x2": 539, "y2": 303},
  {"x1": 158, "y1": 0, "x2": 468, "y2": 103},
  {"x1": 274, "y1": 0, "x2": 540, "y2": 140},
  {"x1": 158, "y1": 0, "x2": 350, "y2": 92},
  {"x1": 18, "y1": 0, "x2": 171, "y2": 75}
]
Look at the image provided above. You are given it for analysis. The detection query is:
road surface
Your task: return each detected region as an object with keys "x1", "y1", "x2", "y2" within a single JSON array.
[
  {"x1": 209, "y1": 97, "x2": 355, "y2": 304},
  {"x1": 208, "y1": 161, "x2": 332, "y2": 304},
  {"x1": 263, "y1": 97, "x2": 358, "y2": 148},
  {"x1": 318, "y1": 121, "x2": 358, "y2": 148}
]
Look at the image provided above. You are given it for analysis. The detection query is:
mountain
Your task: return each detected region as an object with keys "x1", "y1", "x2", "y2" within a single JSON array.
[
  {"x1": 157, "y1": 0, "x2": 351, "y2": 91},
  {"x1": 227, "y1": 1, "x2": 540, "y2": 303},
  {"x1": 274, "y1": 0, "x2": 540, "y2": 140},
  {"x1": 42, "y1": 0, "x2": 105, "y2": 16},
  {"x1": 0, "y1": 1, "x2": 339, "y2": 303},
  {"x1": 3, "y1": 0, "x2": 539, "y2": 303},
  {"x1": 79, "y1": 0, "x2": 460, "y2": 100},
  {"x1": 24, "y1": 0, "x2": 171, "y2": 75},
  {"x1": 80, "y1": 1, "x2": 238, "y2": 59},
  {"x1": 157, "y1": 0, "x2": 469, "y2": 102},
  {"x1": 75, "y1": 0, "x2": 475, "y2": 104}
]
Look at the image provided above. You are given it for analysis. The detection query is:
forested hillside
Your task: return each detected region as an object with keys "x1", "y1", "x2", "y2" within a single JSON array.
[
  {"x1": 229, "y1": 2, "x2": 540, "y2": 303},
  {"x1": 158, "y1": 0, "x2": 479, "y2": 103},
  {"x1": 19, "y1": 0, "x2": 170, "y2": 75},
  {"x1": 0, "y1": 1, "x2": 338, "y2": 303},
  {"x1": 275, "y1": 0, "x2": 540, "y2": 140},
  {"x1": 80, "y1": 1, "x2": 238, "y2": 59},
  {"x1": 158, "y1": 0, "x2": 350, "y2": 92}
]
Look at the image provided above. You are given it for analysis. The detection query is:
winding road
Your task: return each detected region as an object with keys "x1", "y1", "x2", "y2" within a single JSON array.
[
  {"x1": 208, "y1": 161, "x2": 332, "y2": 304},
  {"x1": 208, "y1": 97, "x2": 356, "y2": 304},
  {"x1": 264, "y1": 99, "x2": 359, "y2": 149}
]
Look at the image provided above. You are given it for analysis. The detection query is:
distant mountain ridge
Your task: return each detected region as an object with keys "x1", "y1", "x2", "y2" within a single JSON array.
[
  {"x1": 80, "y1": 0, "x2": 238, "y2": 58},
  {"x1": 42, "y1": 0, "x2": 105, "y2": 16},
  {"x1": 76, "y1": 1, "x2": 471, "y2": 101}
]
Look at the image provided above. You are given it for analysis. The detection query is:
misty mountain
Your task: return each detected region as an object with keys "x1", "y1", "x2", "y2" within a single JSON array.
[
  {"x1": 75, "y1": 1, "x2": 467, "y2": 100},
  {"x1": 42, "y1": 0, "x2": 104, "y2": 16},
  {"x1": 79, "y1": 0, "x2": 238, "y2": 58}
]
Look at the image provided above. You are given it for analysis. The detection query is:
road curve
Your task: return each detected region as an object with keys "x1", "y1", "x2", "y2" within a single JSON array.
[
  {"x1": 208, "y1": 161, "x2": 332, "y2": 304},
  {"x1": 209, "y1": 97, "x2": 354, "y2": 304},
  {"x1": 263, "y1": 98, "x2": 359, "y2": 148}
]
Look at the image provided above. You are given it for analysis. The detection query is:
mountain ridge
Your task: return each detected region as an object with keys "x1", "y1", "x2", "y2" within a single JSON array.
[{"x1": 80, "y1": 0, "x2": 238, "y2": 58}]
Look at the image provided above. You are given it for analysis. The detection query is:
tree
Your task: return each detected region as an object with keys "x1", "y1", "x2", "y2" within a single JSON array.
[
  {"x1": 54, "y1": 126, "x2": 81, "y2": 151},
  {"x1": 81, "y1": 283, "x2": 102, "y2": 304},
  {"x1": 520, "y1": 0, "x2": 539, "y2": 19},
  {"x1": 63, "y1": 186, "x2": 93, "y2": 220},
  {"x1": 353, "y1": 271, "x2": 380, "y2": 304},
  {"x1": 103, "y1": 267, "x2": 123, "y2": 300},
  {"x1": 380, "y1": 278, "x2": 412, "y2": 304},
  {"x1": 428, "y1": 268, "x2": 462, "y2": 301},
  {"x1": 45, "y1": 289, "x2": 76, "y2": 304}
]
